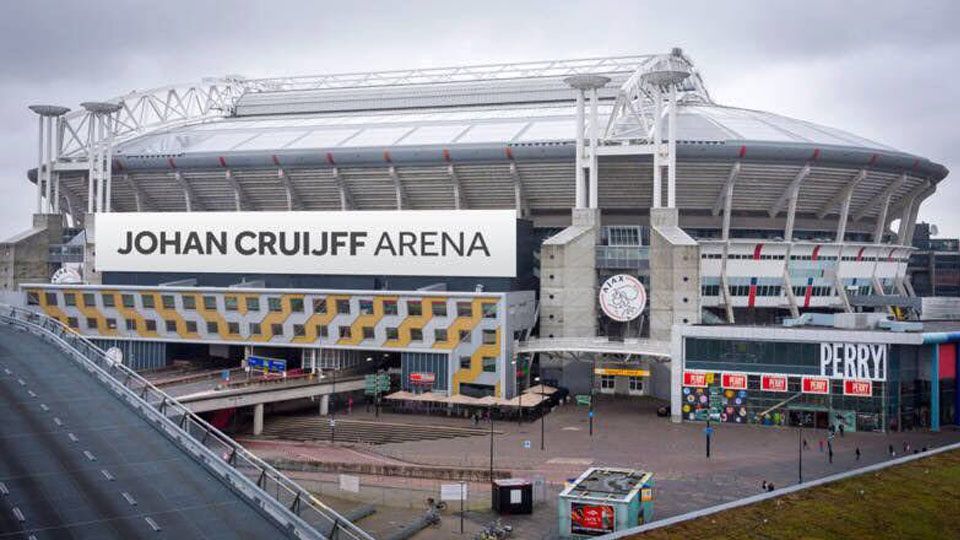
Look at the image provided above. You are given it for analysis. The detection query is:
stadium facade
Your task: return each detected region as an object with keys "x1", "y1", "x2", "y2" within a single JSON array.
[{"x1": 6, "y1": 49, "x2": 958, "y2": 431}]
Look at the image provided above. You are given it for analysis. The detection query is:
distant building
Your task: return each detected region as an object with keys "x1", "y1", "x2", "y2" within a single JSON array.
[{"x1": 909, "y1": 223, "x2": 960, "y2": 297}]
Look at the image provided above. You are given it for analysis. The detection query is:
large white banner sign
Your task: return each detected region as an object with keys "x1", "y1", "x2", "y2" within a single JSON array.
[
  {"x1": 819, "y1": 342, "x2": 887, "y2": 381},
  {"x1": 95, "y1": 210, "x2": 517, "y2": 277}
]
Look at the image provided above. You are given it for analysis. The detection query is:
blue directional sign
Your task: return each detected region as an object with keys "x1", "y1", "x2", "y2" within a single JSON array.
[{"x1": 247, "y1": 355, "x2": 287, "y2": 373}]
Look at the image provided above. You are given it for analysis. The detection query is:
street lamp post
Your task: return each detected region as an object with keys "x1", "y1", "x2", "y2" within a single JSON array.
[
  {"x1": 798, "y1": 426, "x2": 803, "y2": 484},
  {"x1": 488, "y1": 404, "x2": 494, "y2": 483},
  {"x1": 589, "y1": 356, "x2": 596, "y2": 437},
  {"x1": 513, "y1": 359, "x2": 522, "y2": 427},
  {"x1": 539, "y1": 380, "x2": 546, "y2": 451},
  {"x1": 330, "y1": 365, "x2": 337, "y2": 444}
]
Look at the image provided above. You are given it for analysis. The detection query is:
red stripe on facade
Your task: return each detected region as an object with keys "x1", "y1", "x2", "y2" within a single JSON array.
[
  {"x1": 811, "y1": 148, "x2": 821, "y2": 161},
  {"x1": 114, "y1": 159, "x2": 124, "y2": 172},
  {"x1": 383, "y1": 151, "x2": 392, "y2": 163},
  {"x1": 442, "y1": 149, "x2": 451, "y2": 162},
  {"x1": 812, "y1": 245, "x2": 821, "y2": 261},
  {"x1": 271, "y1": 155, "x2": 281, "y2": 167},
  {"x1": 167, "y1": 157, "x2": 176, "y2": 169},
  {"x1": 887, "y1": 248, "x2": 896, "y2": 262},
  {"x1": 218, "y1": 156, "x2": 227, "y2": 168},
  {"x1": 856, "y1": 247, "x2": 865, "y2": 262},
  {"x1": 748, "y1": 284, "x2": 757, "y2": 308},
  {"x1": 753, "y1": 243, "x2": 764, "y2": 260},
  {"x1": 804, "y1": 286, "x2": 813, "y2": 308},
  {"x1": 325, "y1": 152, "x2": 336, "y2": 165},
  {"x1": 868, "y1": 153, "x2": 879, "y2": 166},
  {"x1": 738, "y1": 145, "x2": 747, "y2": 158},
  {"x1": 504, "y1": 147, "x2": 514, "y2": 160}
]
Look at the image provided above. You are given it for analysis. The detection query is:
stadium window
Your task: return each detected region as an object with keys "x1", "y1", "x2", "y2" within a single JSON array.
[
  {"x1": 225, "y1": 296, "x2": 238, "y2": 311},
  {"x1": 459, "y1": 329, "x2": 471, "y2": 343},
  {"x1": 312, "y1": 298, "x2": 328, "y2": 314},
  {"x1": 245, "y1": 297, "x2": 260, "y2": 311},
  {"x1": 206, "y1": 321, "x2": 218, "y2": 334},
  {"x1": 67, "y1": 317, "x2": 78, "y2": 329},
  {"x1": 338, "y1": 326, "x2": 352, "y2": 339},
  {"x1": 600, "y1": 375, "x2": 615, "y2": 390},
  {"x1": 165, "y1": 320, "x2": 177, "y2": 332},
  {"x1": 434, "y1": 328, "x2": 448, "y2": 342},
  {"x1": 457, "y1": 301, "x2": 473, "y2": 317},
  {"x1": 125, "y1": 319, "x2": 136, "y2": 331},
  {"x1": 431, "y1": 302, "x2": 447, "y2": 317},
  {"x1": 44, "y1": 292, "x2": 58, "y2": 306},
  {"x1": 186, "y1": 320, "x2": 198, "y2": 333},
  {"x1": 83, "y1": 293, "x2": 96, "y2": 307},
  {"x1": 362, "y1": 326, "x2": 375, "y2": 339},
  {"x1": 203, "y1": 296, "x2": 217, "y2": 310},
  {"x1": 460, "y1": 356, "x2": 472, "y2": 370},
  {"x1": 629, "y1": 377, "x2": 643, "y2": 392},
  {"x1": 106, "y1": 318, "x2": 117, "y2": 330},
  {"x1": 386, "y1": 327, "x2": 399, "y2": 340},
  {"x1": 145, "y1": 320, "x2": 157, "y2": 332},
  {"x1": 482, "y1": 357, "x2": 497, "y2": 373},
  {"x1": 102, "y1": 294, "x2": 116, "y2": 308},
  {"x1": 481, "y1": 303, "x2": 497, "y2": 318},
  {"x1": 64, "y1": 293, "x2": 76, "y2": 306},
  {"x1": 316, "y1": 324, "x2": 328, "y2": 339},
  {"x1": 141, "y1": 294, "x2": 155, "y2": 308},
  {"x1": 249, "y1": 322, "x2": 262, "y2": 336},
  {"x1": 182, "y1": 295, "x2": 196, "y2": 309},
  {"x1": 482, "y1": 329, "x2": 497, "y2": 345},
  {"x1": 162, "y1": 295, "x2": 175, "y2": 309},
  {"x1": 122, "y1": 294, "x2": 135, "y2": 308},
  {"x1": 228, "y1": 322, "x2": 240, "y2": 335},
  {"x1": 268, "y1": 297, "x2": 282, "y2": 312},
  {"x1": 410, "y1": 328, "x2": 423, "y2": 342},
  {"x1": 359, "y1": 300, "x2": 374, "y2": 315},
  {"x1": 336, "y1": 299, "x2": 351, "y2": 315},
  {"x1": 293, "y1": 324, "x2": 306, "y2": 337},
  {"x1": 383, "y1": 299, "x2": 398, "y2": 315},
  {"x1": 290, "y1": 297, "x2": 304, "y2": 313},
  {"x1": 86, "y1": 318, "x2": 98, "y2": 330},
  {"x1": 271, "y1": 323, "x2": 284, "y2": 336},
  {"x1": 407, "y1": 300, "x2": 422, "y2": 316}
]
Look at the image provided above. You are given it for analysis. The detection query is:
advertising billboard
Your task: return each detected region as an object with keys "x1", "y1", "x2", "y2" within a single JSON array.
[
  {"x1": 95, "y1": 210, "x2": 517, "y2": 277},
  {"x1": 570, "y1": 503, "x2": 615, "y2": 536}
]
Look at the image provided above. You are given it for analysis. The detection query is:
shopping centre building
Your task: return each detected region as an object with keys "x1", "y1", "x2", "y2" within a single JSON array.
[{"x1": 4, "y1": 49, "x2": 957, "y2": 429}]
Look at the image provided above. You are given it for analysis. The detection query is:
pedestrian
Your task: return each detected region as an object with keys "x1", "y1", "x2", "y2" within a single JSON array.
[
  {"x1": 922, "y1": 446, "x2": 928, "y2": 452},
  {"x1": 819, "y1": 439, "x2": 824, "y2": 453},
  {"x1": 472, "y1": 412, "x2": 479, "y2": 427},
  {"x1": 348, "y1": 396, "x2": 353, "y2": 414},
  {"x1": 902, "y1": 441, "x2": 908, "y2": 454},
  {"x1": 838, "y1": 423, "x2": 844, "y2": 437},
  {"x1": 767, "y1": 483, "x2": 775, "y2": 492},
  {"x1": 888, "y1": 444, "x2": 894, "y2": 457},
  {"x1": 803, "y1": 438, "x2": 809, "y2": 450},
  {"x1": 828, "y1": 447, "x2": 834, "y2": 464},
  {"x1": 761, "y1": 480, "x2": 768, "y2": 491},
  {"x1": 855, "y1": 447, "x2": 861, "y2": 461}
]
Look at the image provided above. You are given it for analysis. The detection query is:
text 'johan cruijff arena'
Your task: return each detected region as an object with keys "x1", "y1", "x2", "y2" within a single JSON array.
[{"x1": 7, "y1": 48, "x2": 948, "y2": 412}]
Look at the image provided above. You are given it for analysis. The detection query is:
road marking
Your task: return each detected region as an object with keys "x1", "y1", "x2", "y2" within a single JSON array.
[
  {"x1": 0, "y1": 481, "x2": 8, "y2": 495},
  {"x1": 121, "y1": 492, "x2": 137, "y2": 506},
  {"x1": 547, "y1": 457, "x2": 593, "y2": 465},
  {"x1": 27, "y1": 390, "x2": 36, "y2": 398},
  {"x1": 16, "y1": 378, "x2": 25, "y2": 386},
  {"x1": 40, "y1": 403, "x2": 49, "y2": 412},
  {"x1": 28, "y1": 536, "x2": 37, "y2": 540},
  {"x1": 11, "y1": 507, "x2": 24, "y2": 522},
  {"x1": 101, "y1": 469, "x2": 115, "y2": 481},
  {"x1": 67, "y1": 432, "x2": 79, "y2": 443},
  {"x1": 53, "y1": 417, "x2": 63, "y2": 426},
  {"x1": 3, "y1": 368, "x2": 10, "y2": 375},
  {"x1": 144, "y1": 516, "x2": 161, "y2": 532},
  {"x1": 83, "y1": 450, "x2": 97, "y2": 462}
]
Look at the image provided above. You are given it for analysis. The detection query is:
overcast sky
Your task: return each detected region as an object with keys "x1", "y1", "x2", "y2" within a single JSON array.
[{"x1": 1, "y1": 0, "x2": 957, "y2": 239}]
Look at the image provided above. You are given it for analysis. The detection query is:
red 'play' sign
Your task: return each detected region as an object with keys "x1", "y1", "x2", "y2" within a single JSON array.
[
  {"x1": 844, "y1": 380, "x2": 872, "y2": 397},
  {"x1": 683, "y1": 371, "x2": 709, "y2": 387},
  {"x1": 802, "y1": 377, "x2": 830, "y2": 394},
  {"x1": 721, "y1": 373, "x2": 748, "y2": 390},
  {"x1": 760, "y1": 374, "x2": 788, "y2": 392}
]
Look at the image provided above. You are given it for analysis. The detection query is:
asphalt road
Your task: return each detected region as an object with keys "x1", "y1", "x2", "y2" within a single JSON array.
[{"x1": 0, "y1": 325, "x2": 290, "y2": 539}]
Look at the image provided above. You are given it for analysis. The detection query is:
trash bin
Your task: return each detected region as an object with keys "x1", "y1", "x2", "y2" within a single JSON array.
[{"x1": 492, "y1": 478, "x2": 533, "y2": 515}]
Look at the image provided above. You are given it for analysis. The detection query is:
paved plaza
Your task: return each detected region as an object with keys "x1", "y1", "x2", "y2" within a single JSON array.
[{"x1": 242, "y1": 396, "x2": 960, "y2": 538}]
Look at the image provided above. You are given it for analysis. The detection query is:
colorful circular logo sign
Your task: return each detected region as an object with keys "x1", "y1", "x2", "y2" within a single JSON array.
[{"x1": 598, "y1": 274, "x2": 647, "y2": 322}]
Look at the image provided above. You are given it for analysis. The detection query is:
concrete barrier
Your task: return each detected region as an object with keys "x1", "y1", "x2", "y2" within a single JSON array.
[{"x1": 267, "y1": 457, "x2": 512, "y2": 482}]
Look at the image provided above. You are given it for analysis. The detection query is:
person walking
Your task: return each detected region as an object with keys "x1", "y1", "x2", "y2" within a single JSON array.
[
  {"x1": 855, "y1": 447, "x2": 861, "y2": 461},
  {"x1": 767, "y1": 482, "x2": 775, "y2": 492},
  {"x1": 828, "y1": 446, "x2": 834, "y2": 464},
  {"x1": 761, "y1": 480, "x2": 768, "y2": 491},
  {"x1": 803, "y1": 438, "x2": 809, "y2": 450},
  {"x1": 819, "y1": 439, "x2": 824, "y2": 453},
  {"x1": 838, "y1": 423, "x2": 845, "y2": 438}
]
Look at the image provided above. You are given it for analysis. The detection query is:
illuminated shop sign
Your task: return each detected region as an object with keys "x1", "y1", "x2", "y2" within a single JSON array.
[
  {"x1": 760, "y1": 374, "x2": 788, "y2": 392},
  {"x1": 819, "y1": 343, "x2": 886, "y2": 381},
  {"x1": 721, "y1": 373, "x2": 748, "y2": 390},
  {"x1": 95, "y1": 210, "x2": 517, "y2": 277},
  {"x1": 843, "y1": 379, "x2": 873, "y2": 397},
  {"x1": 801, "y1": 377, "x2": 830, "y2": 394},
  {"x1": 683, "y1": 371, "x2": 710, "y2": 387}
]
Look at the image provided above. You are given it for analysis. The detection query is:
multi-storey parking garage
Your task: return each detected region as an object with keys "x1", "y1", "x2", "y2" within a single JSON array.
[{"x1": 4, "y1": 48, "x2": 955, "y2": 431}]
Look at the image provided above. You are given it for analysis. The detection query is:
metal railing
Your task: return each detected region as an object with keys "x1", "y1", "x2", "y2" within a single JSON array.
[{"x1": 0, "y1": 304, "x2": 375, "y2": 540}]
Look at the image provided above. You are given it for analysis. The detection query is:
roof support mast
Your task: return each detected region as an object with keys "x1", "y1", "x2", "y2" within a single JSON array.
[{"x1": 28, "y1": 105, "x2": 70, "y2": 214}]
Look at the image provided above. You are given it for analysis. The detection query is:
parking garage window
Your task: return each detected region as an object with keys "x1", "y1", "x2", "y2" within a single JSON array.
[
  {"x1": 457, "y1": 302, "x2": 472, "y2": 317},
  {"x1": 250, "y1": 322, "x2": 262, "y2": 335},
  {"x1": 271, "y1": 323, "x2": 283, "y2": 336},
  {"x1": 482, "y1": 357, "x2": 496, "y2": 372},
  {"x1": 386, "y1": 327, "x2": 399, "y2": 340},
  {"x1": 225, "y1": 296, "x2": 238, "y2": 311},
  {"x1": 460, "y1": 356, "x2": 471, "y2": 369},
  {"x1": 482, "y1": 329, "x2": 497, "y2": 345},
  {"x1": 165, "y1": 320, "x2": 177, "y2": 332},
  {"x1": 64, "y1": 293, "x2": 76, "y2": 306},
  {"x1": 410, "y1": 328, "x2": 423, "y2": 341},
  {"x1": 336, "y1": 299, "x2": 351, "y2": 314},
  {"x1": 186, "y1": 321, "x2": 198, "y2": 333},
  {"x1": 45, "y1": 292, "x2": 57, "y2": 306},
  {"x1": 435, "y1": 328, "x2": 448, "y2": 342},
  {"x1": 383, "y1": 299, "x2": 398, "y2": 315},
  {"x1": 359, "y1": 300, "x2": 374, "y2": 315},
  {"x1": 86, "y1": 318, "x2": 98, "y2": 329},
  {"x1": 407, "y1": 300, "x2": 422, "y2": 316},
  {"x1": 125, "y1": 319, "x2": 136, "y2": 331},
  {"x1": 482, "y1": 303, "x2": 497, "y2": 318},
  {"x1": 182, "y1": 295, "x2": 196, "y2": 309},
  {"x1": 82, "y1": 293, "x2": 95, "y2": 307},
  {"x1": 162, "y1": 295, "x2": 176, "y2": 309},
  {"x1": 294, "y1": 324, "x2": 306, "y2": 337},
  {"x1": 145, "y1": 320, "x2": 157, "y2": 332},
  {"x1": 122, "y1": 294, "x2": 135, "y2": 308},
  {"x1": 312, "y1": 298, "x2": 328, "y2": 313},
  {"x1": 245, "y1": 297, "x2": 260, "y2": 311},
  {"x1": 316, "y1": 325, "x2": 328, "y2": 339},
  {"x1": 26, "y1": 291, "x2": 39, "y2": 305},
  {"x1": 267, "y1": 297, "x2": 282, "y2": 312},
  {"x1": 203, "y1": 296, "x2": 217, "y2": 310},
  {"x1": 432, "y1": 302, "x2": 447, "y2": 317},
  {"x1": 362, "y1": 326, "x2": 374, "y2": 339},
  {"x1": 206, "y1": 321, "x2": 218, "y2": 334},
  {"x1": 103, "y1": 294, "x2": 116, "y2": 308},
  {"x1": 141, "y1": 294, "x2": 155, "y2": 309},
  {"x1": 228, "y1": 322, "x2": 240, "y2": 334},
  {"x1": 106, "y1": 318, "x2": 117, "y2": 330},
  {"x1": 290, "y1": 298, "x2": 305, "y2": 313},
  {"x1": 67, "y1": 317, "x2": 78, "y2": 329},
  {"x1": 459, "y1": 329, "x2": 471, "y2": 343},
  {"x1": 339, "y1": 326, "x2": 352, "y2": 339}
]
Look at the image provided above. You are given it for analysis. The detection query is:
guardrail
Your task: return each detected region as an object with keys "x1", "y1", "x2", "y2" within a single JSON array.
[{"x1": 0, "y1": 304, "x2": 375, "y2": 540}]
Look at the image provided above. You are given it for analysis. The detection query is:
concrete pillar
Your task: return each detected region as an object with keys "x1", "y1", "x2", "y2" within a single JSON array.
[
  {"x1": 319, "y1": 394, "x2": 330, "y2": 416},
  {"x1": 253, "y1": 403, "x2": 264, "y2": 436}
]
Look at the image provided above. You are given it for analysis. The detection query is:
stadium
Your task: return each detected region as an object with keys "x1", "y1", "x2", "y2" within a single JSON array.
[{"x1": 5, "y1": 48, "x2": 957, "y2": 433}]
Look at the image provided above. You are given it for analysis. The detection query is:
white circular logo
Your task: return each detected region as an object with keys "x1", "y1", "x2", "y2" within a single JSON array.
[
  {"x1": 599, "y1": 274, "x2": 646, "y2": 322},
  {"x1": 105, "y1": 347, "x2": 124, "y2": 366},
  {"x1": 51, "y1": 267, "x2": 83, "y2": 284}
]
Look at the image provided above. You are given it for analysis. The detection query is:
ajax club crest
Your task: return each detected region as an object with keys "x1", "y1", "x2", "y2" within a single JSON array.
[{"x1": 599, "y1": 274, "x2": 647, "y2": 322}]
